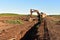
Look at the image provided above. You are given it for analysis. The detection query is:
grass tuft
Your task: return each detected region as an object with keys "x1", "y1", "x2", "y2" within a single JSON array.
[{"x1": 5, "y1": 20, "x2": 23, "y2": 24}]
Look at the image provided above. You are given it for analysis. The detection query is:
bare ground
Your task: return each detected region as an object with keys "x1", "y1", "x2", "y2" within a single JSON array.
[{"x1": 0, "y1": 16, "x2": 60, "y2": 40}]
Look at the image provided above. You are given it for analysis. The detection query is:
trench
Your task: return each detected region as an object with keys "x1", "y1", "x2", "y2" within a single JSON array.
[
  {"x1": 20, "y1": 19, "x2": 50, "y2": 40},
  {"x1": 20, "y1": 21, "x2": 41, "y2": 40}
]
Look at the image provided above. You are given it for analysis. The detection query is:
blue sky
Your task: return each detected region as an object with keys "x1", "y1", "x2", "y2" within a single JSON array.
[{"x1": 0, "y1": 0, "x2": 60, "y2": 15}]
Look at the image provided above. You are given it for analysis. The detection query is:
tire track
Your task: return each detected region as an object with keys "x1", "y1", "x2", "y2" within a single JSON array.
[{"x1": 43, "y1": 18, "x2": 50, "y2": 40}]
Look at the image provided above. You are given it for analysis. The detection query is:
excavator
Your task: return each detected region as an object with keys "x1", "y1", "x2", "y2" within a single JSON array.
[
  {"x1": 24, "y1": 9, "x2": 47, "y2": 23},
  {"x1": 28, "y1": 9, "x2": 47, "y2": 22}
]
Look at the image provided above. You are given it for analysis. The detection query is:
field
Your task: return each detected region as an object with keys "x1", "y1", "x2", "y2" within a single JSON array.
[{"x1": 0, "y1": 13, "x2": 60, "y2": 40}]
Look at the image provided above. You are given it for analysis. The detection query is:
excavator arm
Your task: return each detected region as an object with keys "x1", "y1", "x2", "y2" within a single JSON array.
[
  {"x1": 29, "y1": 9, "x2": 42, "y2": 22},
  {"x1": 30, "y1": 9, "x2": 40, "y2": 18}
]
